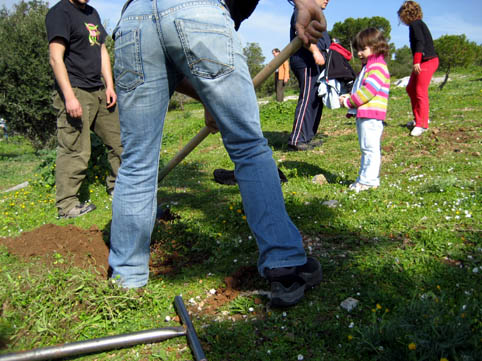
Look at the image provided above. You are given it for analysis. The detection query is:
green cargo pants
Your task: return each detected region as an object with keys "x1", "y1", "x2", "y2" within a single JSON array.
[{"x1": 54, "y1": 87, "x2": 123, "y2": 214}]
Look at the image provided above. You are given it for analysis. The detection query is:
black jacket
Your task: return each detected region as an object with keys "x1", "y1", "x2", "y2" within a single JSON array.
[{"x1": 409, "y1": 19, "x2": 437, "y2": 61}]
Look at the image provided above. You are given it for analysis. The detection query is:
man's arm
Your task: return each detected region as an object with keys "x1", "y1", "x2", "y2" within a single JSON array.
[
  {"x1": 49, "y1": 38, "x2": 82, "y2": 118},
  {"x1": 293, "y1": 0, "x2": 327, "y2": 45},
  {"x1": 100, "y1": 43, "x2": 117, "y2": 108}
]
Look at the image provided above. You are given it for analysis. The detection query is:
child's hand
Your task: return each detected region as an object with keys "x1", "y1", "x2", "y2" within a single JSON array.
[{"x1": 339, "y1": 94, "x2": 348, "y2": 107}]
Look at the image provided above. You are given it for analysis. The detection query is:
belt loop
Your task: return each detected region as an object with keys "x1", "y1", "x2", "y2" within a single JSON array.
[{"x1": 113, "y1": 0, "x2": 134, "y2": 39}]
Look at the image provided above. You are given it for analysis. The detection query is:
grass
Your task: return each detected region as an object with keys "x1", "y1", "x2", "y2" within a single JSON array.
[{"x1": 0, "y1": 68, "x2": 481, "y2": 360}]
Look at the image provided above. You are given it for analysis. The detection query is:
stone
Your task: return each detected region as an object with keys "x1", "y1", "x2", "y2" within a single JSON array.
[
  {"x1": 322, "y1": 200, "x2": 339, "y2": 208},
  {"x1": 340, "y1": 297, "x2": 359, "y2": 312},
  {"x1": 312, "y1": 174, "x2": 328, "y2": 185}
]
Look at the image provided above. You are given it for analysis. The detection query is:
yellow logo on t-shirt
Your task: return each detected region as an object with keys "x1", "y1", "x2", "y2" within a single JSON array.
[{"x1": 85, "y1": 23, "x2": 100, "y2": 46}]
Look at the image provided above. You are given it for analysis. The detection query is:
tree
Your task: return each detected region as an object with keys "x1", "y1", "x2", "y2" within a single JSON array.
[
  {"x1": 433, "y1": 34, "x2": 479, "y2": 90},
  {"x1": 330, "y1": 16, "x2": 391, "y2": 55},
  {"x1": 243, "y1": 42, "x2": 265, "y2": 78},
  {"x1": 242, "y1": 42, "x2": 274, "y2": 97},
  {"x1": 0, "y1": 0, "x2": 56, "y2": 148},
  {"x1": 389, "y1": 45, "x2": 413, "y2": 78}
]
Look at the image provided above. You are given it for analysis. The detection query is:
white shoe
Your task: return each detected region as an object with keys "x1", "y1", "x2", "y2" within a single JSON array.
[
  {"x1": 410, "y1": 126, "x2": 427, "y2": 137},
  {"x1": 348, "y1": 182, "x2": 378, "y2": 193}
]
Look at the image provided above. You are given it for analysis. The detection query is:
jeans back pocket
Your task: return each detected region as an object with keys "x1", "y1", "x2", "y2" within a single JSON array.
[
  {"x1": 175, "y1": 17, "x2": 234, "y2": 79},
  {"x1": 114, "y1": 28, "x2": 145, "y2": 91}
]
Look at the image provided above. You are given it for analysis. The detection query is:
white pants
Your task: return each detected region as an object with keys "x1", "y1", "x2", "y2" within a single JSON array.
[{"x1": 356, "y1": 118, "x2": 384, "y2": 186}]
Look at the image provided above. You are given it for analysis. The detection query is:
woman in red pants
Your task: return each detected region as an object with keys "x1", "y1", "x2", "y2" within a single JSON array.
[{"x1": 398, "y1": 1, "x2": 439, "y2": 137}]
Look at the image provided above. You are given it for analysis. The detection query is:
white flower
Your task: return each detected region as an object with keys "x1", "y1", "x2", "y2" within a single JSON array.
[
  {"x1": 209, "y1": 288, "x2": 217, "y2": 294},
  {"x1": 472, "y1": 267, "x2": 479, "y2": 273},
  {"x1": 165, "y1": 315, "x2": 171, "y2": 322},
  {"x1": 349, "y1": 322, "x2": 354, "y2": 328},
  {"x1": 298, "y1": 355, "x2": 304, "y2": 360},
  {"x1": 282, "y1": 312, "x2": 287, "y2": 317},
  {"x1": 249, "y1": 307, "x2": 254, "y2": 312}
]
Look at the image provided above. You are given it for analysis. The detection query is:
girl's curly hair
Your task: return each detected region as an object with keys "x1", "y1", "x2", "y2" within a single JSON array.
[
  {"x1": 397, "y1": 1, "x2": 423, "y2": 24},
  {"x1": 352, "y1": 28, "x2": 390, "y2": 58}
]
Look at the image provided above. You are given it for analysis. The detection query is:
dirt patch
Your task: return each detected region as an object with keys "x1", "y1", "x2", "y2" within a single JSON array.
[
  {"x1": 0, "y1": 210, "x2": 183, "y2": 280},
  {"x1": 0, "y1": 224, "x2": 110, "y2": 277},
  {"x1": 186, "y1": 265, "x2": 267, "y2": 321},
  {"x1": 428, "y1": 127, "x2": 479, "y2": 153}
]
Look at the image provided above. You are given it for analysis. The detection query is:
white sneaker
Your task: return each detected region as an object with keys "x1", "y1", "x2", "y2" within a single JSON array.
[
  {"x1": 348, "y1": 182, "x2": 378, "y2": 193},
  {"x1": 407, "y1": 120, "x2": 430, "y2": 128},
  {"x1": 410, "y1": 126, "x2": 427, "y2": 137}
]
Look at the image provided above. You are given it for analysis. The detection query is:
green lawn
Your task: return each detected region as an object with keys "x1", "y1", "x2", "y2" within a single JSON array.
[{"x1": 0, "y1": 69, "x2": 481, "y2": 360}]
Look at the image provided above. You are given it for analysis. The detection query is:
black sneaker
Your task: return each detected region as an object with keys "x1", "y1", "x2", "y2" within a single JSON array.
[
  {"x1": 213, "y1": 168, "x2": 288, "y2": 185},
  {"x1": 287, "y1": 142, "x2": 317, "y2": 151},
  {"x1": 265, "y1": 257, "x2": 322, "y2": 307},
  {"x1": 296, "y1": 257, "x2": 322, "y2": 288},
  {"x1": 58, "y1": 203, "x2": 96, "y2": 219},
  {"x1": 213, "y1": 168, "x2": 237, "y2": 186}
]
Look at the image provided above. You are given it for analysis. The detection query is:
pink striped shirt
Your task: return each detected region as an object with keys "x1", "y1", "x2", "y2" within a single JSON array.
[{"x1": 343, "y1": 54, "x2": 390, "y2": 120}]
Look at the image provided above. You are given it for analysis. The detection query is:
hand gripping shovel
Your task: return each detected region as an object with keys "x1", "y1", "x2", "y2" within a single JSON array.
[
  {"x1": 0, "y1": 296, "x2": 206, "y2": 361},
  {"x1": 158, "y1": 37, "x2": 302, "y2": 182}
]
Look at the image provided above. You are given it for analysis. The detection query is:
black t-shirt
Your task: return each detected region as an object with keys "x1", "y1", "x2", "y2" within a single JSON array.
[
  {"x1": 224, "y1": 0, "x2": 259, "y2": 30},
  {"x1": 289, "y1": 8, "x2": 331, "y2": 70},
  {"x1": 45, "y1": 0, "x2": 107, "y2": 88}
]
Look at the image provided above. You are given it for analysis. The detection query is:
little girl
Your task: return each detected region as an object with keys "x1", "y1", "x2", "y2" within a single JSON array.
[
  {"x1": 398, "y1": 1, "x2": 439, "y2": 136},
  {"x1": 340, "y1": 28, "x2": 390, "y2": 192}
]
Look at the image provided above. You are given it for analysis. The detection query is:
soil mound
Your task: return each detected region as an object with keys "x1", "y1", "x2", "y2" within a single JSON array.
[{"x1": 0, "y1": 224, "x2": 109, "y2": 278}]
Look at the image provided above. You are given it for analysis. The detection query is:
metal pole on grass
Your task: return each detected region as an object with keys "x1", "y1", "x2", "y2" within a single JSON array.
[
  {"x1": 0, "y1": 296, "x2": 207, "y2": 361},
  {"x1": 174, "y1": 295, "x2": 207, "y2": 361},
  {"x1": 157, "y1": 37, "x2": 303, "y2": 182},
  {"x1": 0, "y1": 327, "x2": 185, "y2": 361}
]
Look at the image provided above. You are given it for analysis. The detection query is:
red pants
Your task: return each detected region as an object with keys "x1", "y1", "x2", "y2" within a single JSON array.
[{"x1": 406, "y1": 57, "x2": 439, "y2": 129}]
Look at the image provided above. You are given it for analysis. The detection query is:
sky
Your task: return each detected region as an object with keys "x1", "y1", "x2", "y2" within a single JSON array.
[{"x1": 1, "y1": 0, "x2": 481, "y2": 61}]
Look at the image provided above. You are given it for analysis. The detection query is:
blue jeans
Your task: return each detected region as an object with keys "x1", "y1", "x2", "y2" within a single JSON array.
[
  {"x1": 109, "y1": 0, "x2": 306, "y2": 288},
  {"x1": 356, "y1": 118, "x2": 384, "y2": 187}
]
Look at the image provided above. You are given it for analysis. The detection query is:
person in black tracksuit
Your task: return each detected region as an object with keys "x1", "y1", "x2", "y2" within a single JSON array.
[{"x1": 288, "y1": 0, "x2": 331, "y2": 151}]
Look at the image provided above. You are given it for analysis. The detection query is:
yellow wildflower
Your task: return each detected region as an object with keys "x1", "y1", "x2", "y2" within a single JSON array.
[{"x1": 408, "y1": 343, "x2": 416, "y2": 351}]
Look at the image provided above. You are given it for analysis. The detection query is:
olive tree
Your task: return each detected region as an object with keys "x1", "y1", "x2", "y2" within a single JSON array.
[
  {"x1": 434, "y1": 34, "x2": 479, "y2": 90},
  {"x1": 0, "y1": 0, "x2": 55, "y2": 148}
]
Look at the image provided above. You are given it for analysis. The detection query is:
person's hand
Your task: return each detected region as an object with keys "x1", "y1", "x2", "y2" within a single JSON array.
[
  {"x1": 293, "y1": 0, "x2": 327, "y2": 46},
  {"x1": 339, "y1": 96, "x2": 346, "y2": 107},
  {"x1": 204, "y1": 108, "x2": 218, "y2": 134},
  {"x1": 339, "y1": 94, "x2": 349, "y2": 107},
  {"x1": 65, "y1": 96, "x2": 82, "y2": 119},
  {"x1": 413, "y1": 63, "x2": 421, "y2": 74},
  {"x1": 105, "y1": 87, "x2": 117, "y2": 108},
  {"x1": 313, "y1": 51, "x2": 325, "y2": 66}
]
